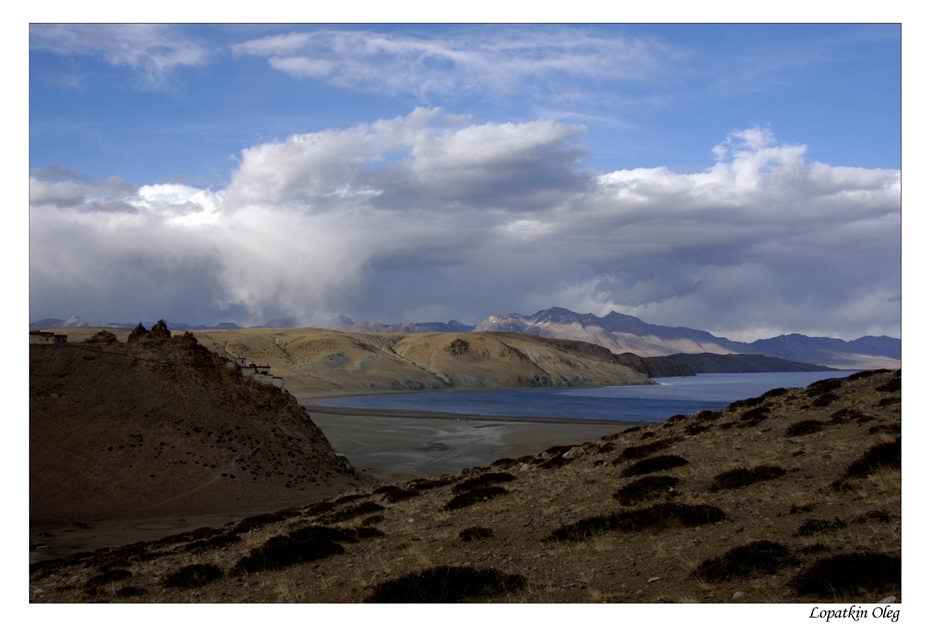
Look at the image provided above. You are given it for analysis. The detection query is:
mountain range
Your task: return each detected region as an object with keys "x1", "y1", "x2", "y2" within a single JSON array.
[
  {"x1": 31, "y1": 307, "x2": 900, "y2": 369},
  {"x1": 473, "y1": 308, "x2": 900, "y2": 369}
]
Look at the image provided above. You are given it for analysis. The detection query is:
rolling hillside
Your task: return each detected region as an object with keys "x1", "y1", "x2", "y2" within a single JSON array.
[{"x1": 30, "y1": 369, "x2": 901, "y2": 603}]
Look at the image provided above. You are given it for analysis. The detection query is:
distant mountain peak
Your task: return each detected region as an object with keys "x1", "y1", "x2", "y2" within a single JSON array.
[{"x1": 474, "y1": 306, "x2": 900, "y2": 368}]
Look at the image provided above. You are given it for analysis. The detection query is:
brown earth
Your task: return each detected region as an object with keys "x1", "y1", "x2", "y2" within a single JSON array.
[
  {"x1": 30, "y1": 369, "x2": 901, "y2": 603},
  {"x1": 30, "y1": 330, "x2": 365, "y2": 524}
]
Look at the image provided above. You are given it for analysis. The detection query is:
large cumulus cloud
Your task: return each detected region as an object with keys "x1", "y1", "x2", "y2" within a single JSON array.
[{"x1": 29, "y1": 109, "x2": 900, "y2": 339}]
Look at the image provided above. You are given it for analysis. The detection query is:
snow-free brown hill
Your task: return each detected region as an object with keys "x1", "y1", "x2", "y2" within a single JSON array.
[
  {"x1": 30, "y1": 369, "x2": 901, "y2": 603},
  {"x1": 30, "y1": 328, "x2": 364, "y2": 523},
  {"x1": 187, "y1": 328, "x2": 653, "y2": 396}
]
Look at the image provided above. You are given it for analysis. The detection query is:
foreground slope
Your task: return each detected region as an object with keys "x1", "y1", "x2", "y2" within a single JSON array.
[
  {"x1": 30, "y1": 329, "x2": 363, "y2": 523},
  {"x1": 30, "y1": 369, "x2": 901, "y2": 603}
]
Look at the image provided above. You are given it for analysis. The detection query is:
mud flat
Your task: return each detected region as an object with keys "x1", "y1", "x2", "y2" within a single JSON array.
[{"x1": 305, "y1": 405, "x2": 638, "y2": 480}]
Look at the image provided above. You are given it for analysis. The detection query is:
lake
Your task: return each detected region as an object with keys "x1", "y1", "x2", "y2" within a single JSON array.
[{"x1": 315, "y1": 370, "x2": 856, "y2": 422}]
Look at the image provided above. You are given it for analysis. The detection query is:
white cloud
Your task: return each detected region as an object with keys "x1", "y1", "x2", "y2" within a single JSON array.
[
  {"x1": 29, "y1": 113, "x2": 901, "y2": 339},
  {"x1": 231, "y1": 27, "x2": 684, "y2": 100},
  {"x1": 30, "y1": 24, "x2": 209, "y2": 88}
]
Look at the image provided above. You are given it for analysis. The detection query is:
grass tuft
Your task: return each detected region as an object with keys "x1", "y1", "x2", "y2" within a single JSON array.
[
  {"x1": 546, "y1": 503, "x2": 726, "y2": 542},
  {"x1": 162, "y1": 564, "x2": 223, "y2": 589},
  {"x1": 621, "y1": 455, "x2": 689, "y2": 477},
  {"x1": 794, "y1": 518, "x2": 848, "y2": 537},
  {"x1": 790, "y1": 553, "x2": 900, "y2": 598},
  {"x1": 452, "y1": 472, "x2": 516, "y2": 494},
  {"x1": 443, "y1": 486, "x2": 510, "y2": 511},
  {"x1": 835, "y1": 438, "x2": 900, "y2": 484},
  {"x1": 365, "y1": 565, "x2": 527, "y2": 602},
  {"x1": 694, "y1": 541, "x2": 794, "y2": 581},
  {"x1": 459, "y1": 527, "x2": 494, "y2": 542},
  {"x1": 613, "y1": 438, "x2": 680, "y2": 463},
  {"x1": 786, "y1": 420, "x2": 826, "y2": 437},
  {"x1": 321, "y1": 502, "x2": 386, "y2": 524},
  {"x1": 613, "y1": 475, "x2": 680, "y2": 506},
  {"x1": 710, "y1": 465, "x2": 786, "y2": 491}
]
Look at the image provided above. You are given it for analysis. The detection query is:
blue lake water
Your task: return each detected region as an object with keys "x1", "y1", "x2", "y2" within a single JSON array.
[{"x1": 315, "y1": 371, "x2": 856, "y2": 422}]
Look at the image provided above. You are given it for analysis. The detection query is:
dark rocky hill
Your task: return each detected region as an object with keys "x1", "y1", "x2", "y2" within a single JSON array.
[{"x1": 30, "y1": 327, "x2": 363, "y2": 523}]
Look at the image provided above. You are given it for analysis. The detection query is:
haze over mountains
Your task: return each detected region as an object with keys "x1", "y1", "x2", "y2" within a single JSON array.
[{"x1": 32, "y1": 306, "x2": 900, "y2": 369}]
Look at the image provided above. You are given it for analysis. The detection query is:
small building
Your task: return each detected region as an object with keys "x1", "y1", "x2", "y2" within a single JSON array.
[
  {"x1": 254, "y1": 373, "x2": 273, "y2": 385},
  {"x1": 235, "y1": 356, "x2": 246, "y2": 367},
  {"x1": 271, "y1": 376, "x2": 284, "y2": 388},
  {"x1": 240, "y1": 366, "x2": 257, "y2": 377},
  {"x1": 254, "y1": 364, "x2": 271, "y2": 375},
  {"x1": 29, "y1": 330, "x2": 67, "y2": 344}
]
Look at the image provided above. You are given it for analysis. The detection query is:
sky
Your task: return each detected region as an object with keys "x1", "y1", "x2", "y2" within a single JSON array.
[{"x1": 28, "y1": 23, "x2": 901, "y2": 340}]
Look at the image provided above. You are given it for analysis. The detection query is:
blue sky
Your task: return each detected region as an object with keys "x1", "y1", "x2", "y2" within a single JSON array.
[
  {"x1": 29, "y1": 24, "x2": 901, "y2": 338},
  {"x1": 30, "y1": 24, "x2": 900, "y2": 186}
]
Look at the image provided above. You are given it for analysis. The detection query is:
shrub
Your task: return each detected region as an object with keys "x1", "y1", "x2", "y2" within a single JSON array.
[
  {"x1": 621, "y1": 455, "x2": 689, "y2": 477},
  {"x1": 233, "y1": 525, "x2": 382, "y2": 574},
  {"x1": 854, "y1": 510, "x2": 893, "y2": 524},
  {"x1": 410, "y1": 476, "x2": 458, "y2": 492},
  {"x1": 185, "y1": 532, "x2": 241, "y2": 553},
  {"x1": 538, "y1": 455, "x2": 568, "y2": 469},
  {"x1": 365, "y1": 566, "x2": 527, "y2": 602},
  {"x1": 711, "y1": 465, "x2": 786, "y2": 491},
  {"x1": 547, "y1": 503, "x2": 726, "y2": 542},
  {"x1": 868, "y1": 423, "x2": 901, "y2": 435},
  {"x1": 613, "y1": 438, "x2": 680, "y2": 463},
  {"x1": 786, "y1": 420, "x2": 826, "y2": 437},
  {"x1": 333, "y1": 493, "x2": 367, "y2": 505},
  {"x1": 452, "y1": 472, "x2": 515, "y2": 494},
  {"x1": 360, "y1": 515, "x2": 385, "y2": 527},
  {"x1": 685, "y1": 424, "x2": 711, "y2": 436},
  {"x1": 85, "y1": 568, "x2": 132, "y2": 592},
  {"x1": 829, "y1": 408, "x2": 864, "y2": 424},
  {"x1": 666, "y1": 414, "x2": 688, "y2": 423},
  {"x1": 806, "y1": 378, "x2": 844, "y2": 397},
  {"x1": 878, "y1": 397, "x2": 900, "y2": 407},
  {"x1": 876, "y1": 378, "x2": 901, "y2": 393},
  {"x1": 232, "y1": 509, "x2": 298, "y2": 534},
  {"x1": 794, "y1": 518, "x2": 848, "y2": 537},
  {"x1": 613, "y1": 475, "x2": 679, "y2": 506},
  {"x1": 379, "y1": 487, "x2": 419, "y2": 503},
  {"x1": 740, "y1": 406, "x2": 770, "y2": 422},
  {"x1": 491, "y1": 458, "x2": 519, "y2": 469},
  {"x1": 846, "y1": 370, "x2": 889, "y2": 381},
  {"x1": 835, "y1": 439, "x2": 900, "y2": 484},
  {"x1": 761, "y1": 387, "x2": 789, "y2": 399},
  {"x1": 728, "y1": 396, "x2": 766, "y2": 411},
  {"x1": 696, "y1": 410, "x2": 723, "y2": 422},
  {"x1": 459, "y1": 527, "x2": 494, "y2": 542},
  {"x1": 789, "y1": 503, "x2": 816, "y2": 514},
  {"x1": 162, "y1": 564, "x2": 223, "y2": 589},
  {"x1": 695, "y1": 541, "x2": 794, "y2": 581},
  {"x1": 115, "y1": 586, "x2": 147, "y2": 598},
  {"x1": 790, "y1": 553, "x2": 900, "y2": 598},
  {"x1": 443, "y1": 486, "x2": 510, "y2": 511},
  {"x1": 812, "y1": 393, "x2": 840, "y2": 408},
  {"x1": 321, "y1": 502, "x2": 386, "y2": 524}
]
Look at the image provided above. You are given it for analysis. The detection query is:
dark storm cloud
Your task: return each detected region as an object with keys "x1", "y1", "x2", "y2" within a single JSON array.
[{"x1": 29, "y1": 110, "x2": 900, "y2": 339}]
